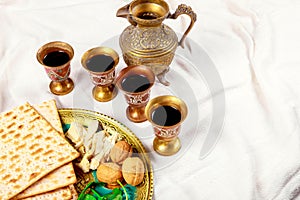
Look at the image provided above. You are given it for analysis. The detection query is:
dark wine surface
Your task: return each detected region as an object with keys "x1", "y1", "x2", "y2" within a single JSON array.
[
  {"x1": 86, "y1": 55, "x2": 115, "y2": 72},
  {"x1": 151, "y1": 105, "x2": 181, "y2": 126},
  {"x1": 43, "y1": 51, "x2": 70, "y2": 67},
  {"x1": 137, "y1": 12, "x2": 159, "y2": 19},
  {"x1": 121, "y1": 74, "x2": 151, "y2": 93}
]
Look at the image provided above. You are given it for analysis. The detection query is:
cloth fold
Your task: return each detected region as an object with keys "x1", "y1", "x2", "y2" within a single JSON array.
[{"x1": 0, "y1": 0, "x2": 300, "y2": 199}]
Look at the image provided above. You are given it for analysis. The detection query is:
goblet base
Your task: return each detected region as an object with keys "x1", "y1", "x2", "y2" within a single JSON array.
[
  {"x1": 153, "y1": 136, "x2": 181, "y2": 156},
  {"x1": 92, "y1": 84, "x2": 117, "y2": 102},
  {"x1": 126, "y1": 106, "x2": 147, "y2": 123},
  {"x1": 49, "y1": 78, "x2": 74, "y2": 95}
]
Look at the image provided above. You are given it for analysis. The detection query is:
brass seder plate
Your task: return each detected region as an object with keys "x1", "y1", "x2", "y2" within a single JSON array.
[{"x1": 58, "y1": 108, "x2": 154, "y2": 200}]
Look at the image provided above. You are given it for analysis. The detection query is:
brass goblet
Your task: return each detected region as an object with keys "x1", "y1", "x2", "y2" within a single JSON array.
[
  {"x1": 145, "y1": 95, "x2": 188, "y2": 156},
  {"x1": 37, "y1": 41, "x2": 74, "y2": 95},
  {"x1": 116, "y1": 65, "x2": 155, "y2": 123},
  {"x1": 81, "y1": 47, "x2": 119, "y2": 102}
]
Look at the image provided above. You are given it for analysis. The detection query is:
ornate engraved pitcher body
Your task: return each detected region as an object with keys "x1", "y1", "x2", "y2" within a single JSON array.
[{"x1": 117, "y1": 0, "x2": 196, "y2": 85}]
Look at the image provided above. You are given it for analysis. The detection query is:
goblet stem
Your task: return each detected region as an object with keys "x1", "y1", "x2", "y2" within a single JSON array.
[
  {"x1": 126, "y1": 105, "x2": 147, "y2": 123},
  {"x1": 92, "y1": 84, "x2": 117, "y2": 102},
  {"x1": 153, "y1": 136, "x2": 181, "y2": 156},
  {"x1": 49, "y1": 78, "x2": 74, "y2": 95}
]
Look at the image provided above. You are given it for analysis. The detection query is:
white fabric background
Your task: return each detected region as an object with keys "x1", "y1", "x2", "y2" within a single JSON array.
[{"x1": 1, "y1": 0, "x2": 300, "y2": 199}]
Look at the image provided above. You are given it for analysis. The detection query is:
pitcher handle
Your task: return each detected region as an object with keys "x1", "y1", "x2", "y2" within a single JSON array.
[{"x1": 168, "y1": 4, "x2": 197, "y2": 48}]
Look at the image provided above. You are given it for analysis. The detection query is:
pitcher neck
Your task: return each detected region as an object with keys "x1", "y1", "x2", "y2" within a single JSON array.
[
  {"x1": 131, "y1": 15, "x2": 166, "y2": 27},
  {"x1": 136, "y1": 22, "x2": 163, "y2": 28}
]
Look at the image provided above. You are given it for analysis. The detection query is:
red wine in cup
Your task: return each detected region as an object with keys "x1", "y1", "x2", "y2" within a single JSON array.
[
  {"x1": 151, "y1": 105, "x2": 182, "y2": 126},
  {"x1": 86, "y1": 54, "x2": 115, "y2": 72},
  {"x1": 43, "y1": 51, "x2": 70, "y2": 67},
  {"x1": 121, "y1": 74, "x2": 151, "y2": 93}
]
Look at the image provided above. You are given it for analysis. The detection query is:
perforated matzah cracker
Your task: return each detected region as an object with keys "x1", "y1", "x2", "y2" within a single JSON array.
[
  {"x1": 69, "y1": 184, "x2": 78, "y2": 200},
  {"x1": 0, "y1": 103, "x2": 79, "y2": 200},
  {"x1": 34, "y1": 99, "x2": 64, "y2": 135},
  {"x1": 13, "y1": 163, "x2": 77, "y2": 199},
  {"x1": 13, "y1": 100, "x2": 77, "y2": 199},
  {"x1": 21, "y1": 186, "x2": 72, "y2": 200}
]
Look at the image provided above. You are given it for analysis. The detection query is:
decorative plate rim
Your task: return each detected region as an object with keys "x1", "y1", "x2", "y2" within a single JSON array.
[{"x1": 58, "y1": 108, "x2": 154, "y2": 200}]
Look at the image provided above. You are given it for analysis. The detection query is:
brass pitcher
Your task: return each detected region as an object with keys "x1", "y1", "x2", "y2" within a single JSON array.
[{"x1": 117, "y1": 0, "x2": 197, "y2": 85}]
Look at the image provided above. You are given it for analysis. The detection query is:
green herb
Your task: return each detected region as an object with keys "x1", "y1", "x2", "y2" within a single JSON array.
[
  {"x1": 83, "y1": 194, "x2": 97, "y2": 200},
  {"x1": 117, "y1": 180, "x2": 128, "y2": 200},
  {"x1": 90, "y1": 188, "x2": 103, "y2": 199},
  {"x1": 104, "y1": 188, "x2": 122, "y2": 199},
  {"x1": 78, "y1": 178, "x2": 136, "y2": 200},
  {"x1": 78, "y1": 182, "x2": 105, "y2": 200}
]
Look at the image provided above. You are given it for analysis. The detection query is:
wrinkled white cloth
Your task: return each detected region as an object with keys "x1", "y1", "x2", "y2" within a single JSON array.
[{"x1": 1, "y1": 0, "x2": 300, "y2": 199}]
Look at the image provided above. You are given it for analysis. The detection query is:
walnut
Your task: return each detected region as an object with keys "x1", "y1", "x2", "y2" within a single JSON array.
[
  {"x1": 122, "y1": 157, "x2": 145, "y2": 186},
  {"x1": 96, "y1": 162, "x2": 123, "y2": 185},
  {"x1": 109, "y1": 141, "x2": 133, "y2": 164}
]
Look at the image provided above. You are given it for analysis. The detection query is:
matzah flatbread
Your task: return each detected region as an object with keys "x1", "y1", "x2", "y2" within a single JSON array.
[
  {"x1": 21, "y1": 187, "x2": 72, "y2": 200},
  {"x1": 34, "y1": 99, "x2": 64, "y2": 135},
  {"x1": 13, "y1": 100, "x2": 77, "y2": 199},
  {"x1": 69, "y1": 184, "x2": 78, "y2": 200},
  {"x1": 0, "y1": 103, "x2": 79, "y2": 200},
  {"x1": 13, "y1": 165, "x2": 77, "y2": 199}
]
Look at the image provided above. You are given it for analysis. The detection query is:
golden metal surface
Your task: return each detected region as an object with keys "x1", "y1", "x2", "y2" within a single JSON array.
[
  {"x1": 81, "y1": 47, "x2": 119, "y2": 68},
  {"x1": 153, "y1": 137, "x2": 181, "y2": 156},
  {"x1": 92, "y1": 85, "x2": 118, "y2": 102},
  {"x1": 58, "y1": 109, "x2": 154, "y2": 200},
  {"x1": 37, "y1": 41, "x2": 75, "y2": 95},
  {"x1": 116, "y1": 65, "x2": 155, "y2": 123},
  {"x1": 126, "y1": 106, "x2": 147, "y2": 123},
  {"x1": 81, "y1": 46, "x2": 119, "y2": 102},
  {"x1": 49, "y1": 77, "x2": 74, "y2": 96},
  {"x1": 145, "y1": 95, "x2": 188, "y2": 156},
  {"x1": 168, "y1": 4, "x2": 197, "y2": 47},
  {"x1": 117, "y1": 0, "x2": 197, "y2": 85}
]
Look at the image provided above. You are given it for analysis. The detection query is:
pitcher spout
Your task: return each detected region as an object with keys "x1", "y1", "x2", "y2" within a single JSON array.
[{"x1": 116, "y1": 3, "x2": 130, "y2": 18}]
